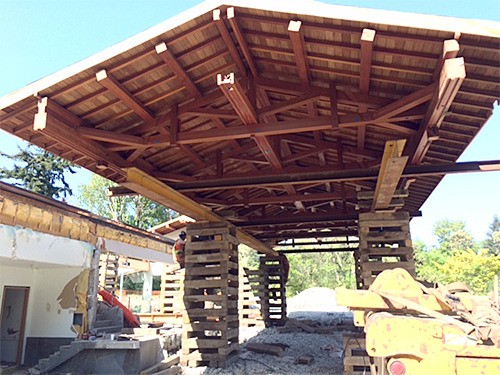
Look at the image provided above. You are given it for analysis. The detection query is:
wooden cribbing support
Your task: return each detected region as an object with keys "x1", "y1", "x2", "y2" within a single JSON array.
[
  {"x1": 180, "y1": 222, "x2": 240, "y2": 368},
  {"x1": 356, "y1": 211, "x2": 416, "y2": 289}
]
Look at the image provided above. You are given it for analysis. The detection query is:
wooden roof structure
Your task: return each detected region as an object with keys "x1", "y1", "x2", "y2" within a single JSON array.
[{"x1": 0, "y1": 0, "x2": 499, "y2": 250}]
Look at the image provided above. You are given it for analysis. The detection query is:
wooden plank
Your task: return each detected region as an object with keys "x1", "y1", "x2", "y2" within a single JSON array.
[{"x1": 246, "y1": 342, "x2": 284, "y2": 356}]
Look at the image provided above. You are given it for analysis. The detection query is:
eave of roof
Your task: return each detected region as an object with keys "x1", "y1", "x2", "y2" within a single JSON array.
[
  {"x1": 1, "y1": 0, "x2": 498, "y2": 110},
  {"x1": 0, "y1": 181, "x2": 172, "y2": 248}
]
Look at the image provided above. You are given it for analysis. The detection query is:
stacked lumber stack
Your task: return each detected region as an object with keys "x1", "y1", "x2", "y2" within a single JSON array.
[
  {"x1": 343, "y1": 334, "x2": 378, "y2": 374},
  {"x1": 238, "y1": 267, "x2": 265, "y2": 328},
  {"x1": 98, "y1": 252, "x2": 119, "y2": 293},
  {"x1": 260, "y1": 256, "x2": 287, "y2": 326},
  {"x1": 180, "y1": 222, "x2": 239, "y2": 368},
  {"x1": 159, "y1": 268, "x2": 185, "y2": 324},
  {"x1": 356, "y1": 211, "x2": 415, "y2": 289}
]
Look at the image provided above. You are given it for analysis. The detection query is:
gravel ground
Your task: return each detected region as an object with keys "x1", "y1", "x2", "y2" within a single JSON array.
[{"x1": 184, "y1": 287, "x2": 356, "y2": 375}]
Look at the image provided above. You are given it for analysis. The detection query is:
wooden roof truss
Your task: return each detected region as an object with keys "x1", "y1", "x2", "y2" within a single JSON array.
[{"x1": 0, "y1": 3, "x2": 499, "y2": 247}]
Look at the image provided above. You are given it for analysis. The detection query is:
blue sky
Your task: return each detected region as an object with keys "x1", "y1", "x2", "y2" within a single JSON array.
[{"x1": 0, "y1": 0, "x2": 499, "y2": 244}]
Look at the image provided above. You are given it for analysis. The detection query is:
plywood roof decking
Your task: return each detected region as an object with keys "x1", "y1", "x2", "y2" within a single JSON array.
[{"x1": 0, "y1": 0, "x2": 499, "y2": 245}]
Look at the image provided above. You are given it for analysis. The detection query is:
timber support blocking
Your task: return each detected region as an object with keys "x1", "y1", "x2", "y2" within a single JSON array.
[
  {"x1": 260, "y1": 256, "x2": 287, "y2": 326},
  {"x1": 355, "y1": 211, "x2": 415, "y2": 289},
  {"x1": 181, "y1": 222, "x2": 239, "y2": 368}
]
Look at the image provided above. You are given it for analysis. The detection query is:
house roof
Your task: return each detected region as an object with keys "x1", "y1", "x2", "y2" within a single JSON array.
[
  {"x1": 0, "y1": 181, "x2": 173, "y2": 250},
  {"x1": 0, "y1": 0, "x2": 498, "y2": 245}
]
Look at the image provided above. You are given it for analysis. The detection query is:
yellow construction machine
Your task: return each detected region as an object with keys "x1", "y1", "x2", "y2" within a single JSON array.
[{"x1": 336, "y1": 268, "x2": 500, "y2": 375}]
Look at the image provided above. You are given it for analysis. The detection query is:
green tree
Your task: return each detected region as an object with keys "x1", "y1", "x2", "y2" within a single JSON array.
[
  {"x1": 433, "y1": 219, "x2": 475, "y2": 255},
  {"x1": 285, "y1": 240, "x2": 355, "y2": 297},
  {"x1": 439, "y1": 249, "x2": 500, "y2": 295},
  {"x1": 484, "y1": 215, "x2": 500, "y2": 255},
  {"x1": 239, "y1": 244, "x2": 260, "y2": 270},
  {"x1": 78, "y1": 174, "x2": 177, "y2": 229},
  {"x1": 0, "y1": 145, "x2": 76, "y2": 198},
  {"x1": 415, "y1": 219, "x2": 500, "y2": 294}
]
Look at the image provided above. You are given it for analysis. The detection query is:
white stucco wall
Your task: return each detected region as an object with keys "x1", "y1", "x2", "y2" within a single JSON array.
[
  {"x1": 0, "y1": 225, "x2": 94, "y2": 362},
  {"x1": 0, "y1": 225, "x2": 93, "y2": 268}
]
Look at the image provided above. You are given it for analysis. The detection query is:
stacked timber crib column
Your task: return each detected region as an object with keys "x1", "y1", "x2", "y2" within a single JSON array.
[
  {"x1": 260, "y1": 256, "x2": 287, "y2": 326},
  {"x1": 181, "y1": 222, "x2": 239, "y2": 368},
  {"x1": 356, "y1": 211, "x2": 415, "y2": 289},
  {"x1": 343, "y1": 334, "x2": 379, "y2": 374},
  {"x1": 239, "y1": 267, "x2": 265, "y2": 328},
  {"x1": 160, "y1": 268, "x2": 185, "y2": 324}
]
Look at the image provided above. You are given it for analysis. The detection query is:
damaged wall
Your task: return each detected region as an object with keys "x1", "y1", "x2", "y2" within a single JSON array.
[{"x1": 0, "y1": 224, "x2": 93, "y2": 364}]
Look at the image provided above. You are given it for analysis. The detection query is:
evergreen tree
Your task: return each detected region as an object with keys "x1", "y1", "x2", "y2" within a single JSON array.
[
  {"x1": 0, "y1": 145, "x2": 76, "y2": 199},
  {"x1": 484, "y1": 215, "x2": 500, "y2": 255}
]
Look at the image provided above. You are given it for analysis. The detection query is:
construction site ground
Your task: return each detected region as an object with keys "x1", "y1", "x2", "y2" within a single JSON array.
[
  {"x1": 4, "y1": 287, "x2": 356, "y2": 375},
  {"x1": 187, "y1": 287, "x2": 357, "y2": 375}
]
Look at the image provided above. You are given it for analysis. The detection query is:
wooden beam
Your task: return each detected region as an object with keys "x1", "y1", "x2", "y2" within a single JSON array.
[
  {"x1": 169, "y1": 159, "x2": 500, "y2": 191},
  {"x1": 217, "y1": 73, "x2": 283, "y2": 168},
  {"x1": 254, "y1": 76, "x2": 391, "y2": 109},
  {"x1": 408, "y1": 57, "x2": 466, "y2": 164},
  {"x1": 288, "y1": 20, "x2": 310, "y2": 83},
  {"x1": 155, "y1": 42, "x2": 201, "y2": 97},
  {"x1": 277, "y1": 248, "x2": 357, "y2": 254},
  {"x1": 178, "y1": 144, "x2": 206, "y2": 168},
  {"x1": 34, "y1": 98, "x2": 131, "y2": 177},
  {"x1": 359, "y1": 29, "x2": 376, "y2": 95},
  {"x1": 226, "y1": 7, "x2": 258, "y2": 77},
  {"x1": 371, "y1": 140, "x2": 408, "y2": 210},
  {"x1": 373, "y1": 83, "x2": 436, "y2": 121},
  {"x1": 433, "y1": 39, "x2": 460, "y2": 81},
  {"x1": 242, "y1": 211, "x2": 361, "y2": 226},
  {"x1": 175, "y1": 115, "x2": 380, "y2": 145},
  {"x1": 78, "y1": 127, "x2": 145, "y2": 146},
  {"x1": 281, "y1": 134, "x2": 382, "y2": 160},
  {"x1": 357, "y1": 29, "x2": 376, "y2": 154},
  {"x1": 213, "y1": 9, "x2": 246, "y2": 75},
  {"x1": 183, "y1": 107, "x2": 239, "y2": 119},
  {"x1": 121, "y1": 168, "x2": 276, "y2": 256},
  {"x1": 198, "y1": 191, "x2": 354, "y2": 207},
  {"x1": 257, "y1": 91, "x2": 319, "y2": 119},
  {"x1": 330, "y1": 83, "x2": 339, "y2": 129},
  {"x1": 170, "y1": 103, "x2": 179, "y2": 145},
  {"x1": 217, "y1": 73, "x2": 257, "y2": 124},
  {"x1": 96, "y1": 69, "x2": 154, "y2": 123}
]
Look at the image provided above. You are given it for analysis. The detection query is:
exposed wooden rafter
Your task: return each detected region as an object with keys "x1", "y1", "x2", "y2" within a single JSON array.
[
  {"x1": 96, "y1": 69, "x2": 154, "y2": 123},
  {"x1": 407, "y1": 56, "x2": 466, "y2": 164},
  {"x1": 357, "y1": 28, "x2": 375, "y2": 157},
  {"x1": 155, "y1": 42, "x2": 201, "y2": 97},
  {"x1": 218, "y1": 72, "x2": 306, "y2": 211},
  {"x1": 213, "y1": 9, "x2": 246, "y2": 75},
  {"x1": 226, "y1": 7, "x2": 258, "y2": 77},
  {"x1": 288, "y1": 20, "x2": 310, "y2": 83}
]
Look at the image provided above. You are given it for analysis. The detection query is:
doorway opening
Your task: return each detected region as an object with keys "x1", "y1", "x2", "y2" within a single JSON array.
[{"x1": 1, "y1": 286, "x2": 30, "y2": 366}]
